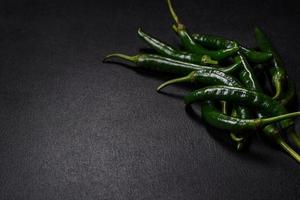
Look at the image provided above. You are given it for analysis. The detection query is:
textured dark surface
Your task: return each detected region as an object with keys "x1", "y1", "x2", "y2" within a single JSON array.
[{"x1": 1, "y1": 0, "x2": 300, "y2": 199}]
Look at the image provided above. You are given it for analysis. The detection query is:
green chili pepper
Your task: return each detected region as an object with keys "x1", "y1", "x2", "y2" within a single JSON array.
[
  {"x1": 235, "y1": 52, "x2": 300, "y2": 148},
  {"x1": 184, "y1": 86, "x2": 300, "y2": 162},
  {"x1": 282, "y1": 80, "x2": 300, "y2": 148},
  {"x1": 254, "y1": 27, "x2": 287, "y2": 99},
  {"x1": 192, "y1": 99, "x2": 299, "y2": 131},
  {"x1": 156, "y1": 68, "x2": 248, "y2": 136},
  {"x1": 235, "y1": 52, "x2": 261, "y2": 90},
  {"x1": 185, "y1": 85, "x2": 296, "y2": 130},
  {"x1": 167, "y1": 0, "x2": 239, "y2": 60},
  {"x1": 229, "y1": 106, "x2": 247, "y2": 150},
  {"x1": 254, "y1": 28, "x2": 300, "y2": 147},
  {"x1": 232, "y1": 52, "x2": 262, "y2": 149},
  {"x1": 155, "y1": 66, "x2": 291, "y2": 154},
  {"x1": 201, "y1": 102, "x2": 300, "y2": 162},
  {"x1": 154, "y1": 51, "x2": 251, "y2": 150},
  {"x1": 103, "y1": 0, "x2": 300, "y2": 162},
  {"x1": 103, "y1": 53, "x2": 240, "y2": 75},
  {"x1": 138, "y1": 28, "x2": 218, "y2": 65},
  {"x1": 157, "y1": 68, "x2": 241, "y2": 91},
  {"x1": 191, "y1": 33, "x2": 273, "y2": 63},
  {"x1": 280, "y1": 80, "x2": 296, "y2": 107},
  {"x1": 230, "y1": 109, "x2": 253, "y2": 151},
  {"x1": 192, "y1": 34, "x2": 235, "y2": 49}
]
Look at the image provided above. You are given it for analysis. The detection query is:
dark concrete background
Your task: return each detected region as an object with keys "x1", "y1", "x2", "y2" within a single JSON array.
[{"x1": 1, "y1": 0, "x2": 300, "y2": 199}]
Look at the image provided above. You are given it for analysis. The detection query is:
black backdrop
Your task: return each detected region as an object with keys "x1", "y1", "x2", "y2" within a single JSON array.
[{"x1": 1, "y1": 0, "x2": 300, "y2": 199}]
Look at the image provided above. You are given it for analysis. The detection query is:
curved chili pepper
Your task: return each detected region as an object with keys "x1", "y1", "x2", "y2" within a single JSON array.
[
  {"x1": 230, "y1": 108, "x2": 253, "y2": 151},
  {"x1": 156, "y1": 68, "x2": 240, "y2": 91},
  {"x1": 254, "y1": 27, "x2": 287, "y2": 99},
  {"x1": 191, "y1": 33, "x2": 273, "y2": 63},
  {"x1": 279, "y1": 80, "x2": 296, "y2": 107},
  {"x1": 138, "y1": 28, "x2": 218, "y2": 65},
  {"x1": 156, "y1": 52, "x2": 252, "y2": 150},
  {"x1": 232, "y1": 52, "x2": 262, "y2": 149},
  {"x1": 155, "y1": 66, "x2": 293, "y2": 154},
  {"x1": 229, "y1": 109, "x2": 247, "y2": 149},
  {"x1": 235, "y1": 54, "x2": 262, "y2": 91},
  {"x1": 281, "y1": 81, "x2": 299, "y2": 147},
  {"x1": 185, "y1": 85, "x2": 296, "y2": 130},
  {"x1": 184, "y1": 86, "x2": 300, "y2": 162},
  {"x1": 192, "y1": 34, "x2": 235, "y2": 49},
  {"x1": 192, "y1": 100, "x2": 299, "y2": 131},
  {"x1": 278, "y1": 82, "x2": 299, "y2": 148},
  {"x1": 253, "y1": 29, "x2": 300, "y2": 147},
  {"x1": 238, "y1": 51, "x2": 298, "y2": 151},
  {"x1": 202, "y1": 102, "x2": 300, "y2": 162},
  {"x1": 235, "y1": 52, "x2": 299, "y2": 149},
  {"x1": 103, "y1": 53, "x2": 241, "y2": 75},
  {"x1": 156, "y1": 68, "x2": 248, "y2": 139},
  {"x1": 166, "y1": 0, "x2": 239, "y2": 60}
]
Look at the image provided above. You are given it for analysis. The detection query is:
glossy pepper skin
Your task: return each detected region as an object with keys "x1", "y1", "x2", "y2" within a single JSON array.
[
  {"x1": 156, "y1": 65, "x2": 282, "y2": 152},
  {"x1": 253, "y1": 28, "x2": 300, "y2": 147},
  {"x1": 254, "y1": 27, "x2": 287, "y2": 99},
  {"x1": 236, "y1": 52, "x2": 300, "y2": 149},
  {"x1": 137, "y1": 28, "x2": 218, "y2": 65},
  {"x1": 184, "y1": 85, "x2": 300, "y2": 162},
  {"x1": 236, "y1": 53, "x2": 262, "y2": 91},
  {"x1": 199, "y1": 100, "x2": 300, "y2": 164},
  {"x1": 197, "y1": 101, "x2": 300, "y2": 133},
  {"x1": 184, "y1": 86, "x2": 300, "y2": 129},
  {"x1": 157, "y1": 68, "x2": 242, "y2": 91},
  {"x1": 199, "y1": 102, "x2": 300, "y2": 163},
  {"x1": 186, "y1": 86, "x2": 283, "y2": 116},
  {"x1": 166, "y1": 0, "x2": 239, "y2": 61},
  {"x1": 280, "y1": 80, "x2": 296, "y2": 107},
  {"x1": 157, "y1": 67, "x2": 252, "y2": 150},
  {"x1": 157, "y1": 69, "x2": 248, "y2": 130},
  {"x1": 236, "y1": 51, "x2": 298, "y2": 151},
  {"x1": 103, "y1": 53, "x2": 240, "y2": 75},
  {"x1": 232, "y1": 52, "x2": 262, "y2": 149},
  {"x1": 191, "y1": 34, "x2": 273, "y2": 63}
]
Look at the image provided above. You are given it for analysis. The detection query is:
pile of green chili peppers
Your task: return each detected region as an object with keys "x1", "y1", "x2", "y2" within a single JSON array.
[{"x1": 104, "y1": 0, "x2": 300, "y2": 163}]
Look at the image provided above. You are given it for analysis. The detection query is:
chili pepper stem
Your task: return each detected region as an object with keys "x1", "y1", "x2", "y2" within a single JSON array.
[
  {"x1": 274, "y1": 135, "x2": 300, "y2": 163},
  {"x1": 221, "y1": 101, "x2": 227, "y2": 114},
  {"x1": 287, "y1": 128, "x2": 300, "y2": 148},
  {"x1": 260, "y1": 112, "x2": 300, "y2": 127},
  {"x1": 202, "y1": 55, "x2": 218, "y2": 65},
  {"x1": 167, "y1": 0, "x2": 185, "y2": 30},
  {"x1": 103, "y1": 53, "x2": 139, "y2": 64},
  {"x1": 156, "y1": 72, "x2": 195, "y2": 91},
  {"x1": 137, "y1": 27, "x2": 144, "y2": 36},
  {"x1": 167, "y1": 0, "x2": 180, "y2": 25},
  {"x1": 172, "y1": 24, "x2": 178, "y2": 33},
  {"x1": 290, "y1": 132, "x2": 300, "y2": 148}
]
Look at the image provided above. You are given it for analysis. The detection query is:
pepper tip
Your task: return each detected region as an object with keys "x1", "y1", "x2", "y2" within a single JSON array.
[{"x1": 137, "y1": 27, "x2": 143, "y2": 34}]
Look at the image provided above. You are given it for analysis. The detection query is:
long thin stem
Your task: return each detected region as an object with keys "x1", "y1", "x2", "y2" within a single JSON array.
[
  {"x1": 156, "y1": 72, "x2": 193, "y2": 91},
  {"x1": 167, "y1": 0, "x2": 180, "y2": 25},
  {"x1": 221, "y1": 101, "x2": 227, "y2": 114},
  {"x1": 287, "y1": 128, "x2": 300, "y2": 148},
  {"x1": 261, "y1": 112, "x2": 300, "y2": 127},
  {"x1": 103, "y1": 53, "x2": 138, "y2": 63},
  {"x1": 275, "y1": 135, "x2": 300, "y2": 163}
]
